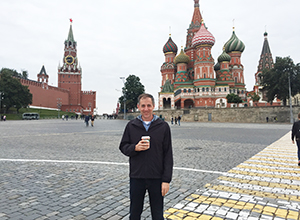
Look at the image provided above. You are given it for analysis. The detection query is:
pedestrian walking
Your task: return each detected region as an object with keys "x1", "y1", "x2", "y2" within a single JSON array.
[
  {"x1": 85, "y1": 115, "x2": 89, "y2": 127},
  {"x1": 171, "y1": 117, "x2": 173, "y2": 125},
  {"x1": 266, "y1": 117, "x2": 269, "y2": 123},
  {"x1": 174, "y1": 117, "x2": 177, "y2": 125},
  {"x1": 62, "y1": 115, "x2": 65, "y2": 120},
  {"x1": 3, "y1": 115, "x2": 6, "y2": 121},
  {"x1": 91, "y1": 114, "x2": 95, "y2": 127},
  {"x1": 292, "y1": 112, "x2": 300, "y2": 166},
  {"x1": 178, "y1": 115, "x2": 181, "y2": 126},
  {"x1": 119, "y1": 93, "x2": 173, "y2": 220}
]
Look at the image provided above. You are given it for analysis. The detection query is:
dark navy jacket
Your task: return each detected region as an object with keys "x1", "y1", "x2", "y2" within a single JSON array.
[{"x1": 119, "y1": 117, "x2": 173, "y2": 183}]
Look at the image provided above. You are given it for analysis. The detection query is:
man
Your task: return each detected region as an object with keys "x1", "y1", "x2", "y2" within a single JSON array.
[
  {"x1": 292, "y1": 112, "x2": 300, "y2": 166},
  {"x1": 119, "y1": 93, "x2": 173, "y2": 220}
]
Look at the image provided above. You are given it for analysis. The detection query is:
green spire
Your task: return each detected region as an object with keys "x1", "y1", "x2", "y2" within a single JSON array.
[{"x1": 67, "y1": 24, "x2": 75, "y2": 42}]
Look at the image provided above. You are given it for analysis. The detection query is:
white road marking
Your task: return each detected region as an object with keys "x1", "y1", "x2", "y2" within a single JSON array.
[{"x1": 0, "y1": 158, "x2": 226, "y2": 175}]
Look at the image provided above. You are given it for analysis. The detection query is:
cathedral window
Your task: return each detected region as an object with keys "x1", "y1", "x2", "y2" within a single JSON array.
[
  {"x1": 202, "y1": 88, "x2": 205, "y2": 92},
  {"x1": 224, "y1": 88, "x2": 227, "y2": 92},
  {"x1": 184, "y1": 89, "x2": 187, "y2": 93},
  {"x1": 188, "y1": 89, "x2": 191, "y2": 93},
  {"x1": 219, "y1": 88, "x2": 221, "y2": 92},
  {"x1": 206, "y1": 88, "x2": 209, "y2": 92}
]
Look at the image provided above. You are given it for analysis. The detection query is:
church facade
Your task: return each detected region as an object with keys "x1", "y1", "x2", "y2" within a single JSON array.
[
  {"x1": 19, "y1": 21, "x2": 96, "y2": 115},
  {"x1": 159, "y1": 0, "x2": 246, "y2": 110}
]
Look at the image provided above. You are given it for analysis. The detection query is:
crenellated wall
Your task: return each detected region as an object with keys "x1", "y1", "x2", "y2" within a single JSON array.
[{"x1": 19, "y1": 78, "x2": 69, "y2": 109}]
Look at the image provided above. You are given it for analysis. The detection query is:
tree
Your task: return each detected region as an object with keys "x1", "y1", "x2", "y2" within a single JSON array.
[
  {"x1": 0, "y1": 69, "x2": 32, "y2": 112},
  {"x1": 261, "y1": 56, "x2": 300, "y2": 105},
  {"x1": 226, "y1": 93, "x2": 242, "y2": 106},
  {"x1": 118, "y1": 75, "x2": 145, "y2": 112},
  {"x1": 247, "y1": 92, "x2": 260, "y2": 106},
  {"x1": 0, "y1": 67, "x2": 28, "y2": 79}
]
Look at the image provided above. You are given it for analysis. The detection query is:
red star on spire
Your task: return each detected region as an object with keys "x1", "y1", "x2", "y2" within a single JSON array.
[{"x1": 70, "y1": 18, "x2": 73, "y2": 23}]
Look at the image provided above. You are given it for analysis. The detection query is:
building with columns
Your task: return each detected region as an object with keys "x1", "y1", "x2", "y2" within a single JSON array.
[{"x1": 159, "y1": 0, "x2": 246, "y2": 109}]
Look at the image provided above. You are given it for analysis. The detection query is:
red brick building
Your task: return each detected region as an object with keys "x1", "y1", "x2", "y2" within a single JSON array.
[
  {"x1": 159, "y1": 0, "x2": 246, "y2": 109},
  {"x1": 20, "y1": 21, "x2": 96, "y2": 115}
]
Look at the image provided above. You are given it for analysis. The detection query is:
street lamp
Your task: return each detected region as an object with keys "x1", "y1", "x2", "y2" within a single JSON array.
[
  {"x1": 0, "y1": 92, "x2": 3, "y2": 114},
  {"x1": 288, "y1": 71, "x2": 294, "y2": 123},
  {"x1": 120, "y1": 77, "x2": 126, "y2": 120},
  {"x1": 57, "y1": 98, "x2": 62, "y2": 119}
]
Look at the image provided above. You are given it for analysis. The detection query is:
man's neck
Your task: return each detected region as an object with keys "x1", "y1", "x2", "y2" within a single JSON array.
[{"x1": 142, "y1": 115, "x2": 153, "y2": 122}]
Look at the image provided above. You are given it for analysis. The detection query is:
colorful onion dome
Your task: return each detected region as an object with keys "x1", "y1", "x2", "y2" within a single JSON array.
[
  {"x1": 174, "y1": 48, "x2": 190, "y2": 64},
  {"x1": 218, "y1": 49, "x2": 231, "y2": 63},
  {"x1": 214, "y1": 62, "x2": 220, "y2": 71},
  {"x1": 163, "y1": 34, "x2": 178, "y2": 54},
  {"x1": 192, "y1": 22, "x2": 215, "y2": 47},
  {"x1": 224, "y1": 27, "x2": 245, "y2": 53}
]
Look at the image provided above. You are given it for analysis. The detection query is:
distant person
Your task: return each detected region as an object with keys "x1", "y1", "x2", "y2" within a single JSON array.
[
  {"x1": 171, "y1": 117, "x2": 174, "y2": 125},
  {"x1": 178, "y1": 115, "x2": 181, "y2": 126},
  {"x1": 292, "y1": 112, "x2": 300, "y2": 166},
  {"x1": 62, "y1": 115, "x2": 65, "y2": 120},
  {"x1": 91, "y1": 114, "x2": 95, "y2": 127},
  {"x1": 3, "y1": 115, "x2": 6, "y2": 121},
  {"x1": 76, "y1": 114, "x2": 78, "y2": 120},
  {"x1": 266, "y1": 117, "x2": 269, "y2": 123},
  {"x1": 85, "y1": 115, "x2": 89, "y2": 126},
  {"x1": 174, "y1": 117, "x2": 177, "y2": 125},
  {"x1": 65, "y1": 115, "x2": 69, "y2": 121}
]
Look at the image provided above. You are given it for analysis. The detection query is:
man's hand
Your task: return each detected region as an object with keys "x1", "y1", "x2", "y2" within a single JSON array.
[
  {"x1": 161, "y1": 182, "x2": 170, "y2": 196},
  {"x1": 135, "y1": 140, "x2": 150, "y2": 151},
  {"x1": 292, "y1": 140, "x2": 295, "y2": 144}
]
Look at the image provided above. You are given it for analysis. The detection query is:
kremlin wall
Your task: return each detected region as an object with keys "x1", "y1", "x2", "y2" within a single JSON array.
[{"x1": 18, "y1": 21, "x2": 96, "y2": 115}]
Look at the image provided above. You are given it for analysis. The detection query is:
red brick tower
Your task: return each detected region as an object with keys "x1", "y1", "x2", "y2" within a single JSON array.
[
  {"x1": 37, "y1": 65, "x2": 49, "y2": 89},
  {"x1": 58, "y1": 20, "x2": 82, "y2": 111},
  {"x1": 185, "y1": 0, "x2": 203, "y2": 74},
  {"x1": 161, "y1": 34, "x2": 178, "y2": 87}
]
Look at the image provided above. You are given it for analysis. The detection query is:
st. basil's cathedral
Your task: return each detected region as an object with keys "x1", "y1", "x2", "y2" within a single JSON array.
[{"x1": 158, "y1": 0, "x2": 279, "y2": 110}]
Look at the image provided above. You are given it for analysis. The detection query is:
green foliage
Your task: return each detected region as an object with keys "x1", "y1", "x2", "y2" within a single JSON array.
[
  {"x1": 248, "y1": 92, "x2": 260, "y2": 105},
  {"x1": 0, "y1": 68, "x2": 32, "y2": 112},
  {"x1": 0, "y1": 68, "x2": 28, "y2": 79},
  {"x1": 261, "y1": 56, "x2": 300, "y2": 105},
  {"x1": 3, "y1": 107, "x2": 76, "y2": 120},
  {"x1": 118, "y1": 75, "x2": 145, "y2": 112},
  {"x1": 226, "y1": 93, "x2": 242, "y2": 104}
]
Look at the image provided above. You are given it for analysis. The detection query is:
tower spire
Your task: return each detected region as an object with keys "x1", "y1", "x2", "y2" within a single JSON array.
[
  {"x1": 186, "y1": 0, "x2": 203, "y2": 50},
  {"x1": 67, "y1": 19, "x2": 75, "y2": 43}
]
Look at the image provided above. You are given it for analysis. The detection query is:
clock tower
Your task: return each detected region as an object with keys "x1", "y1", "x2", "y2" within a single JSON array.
[{"x1": 58, "y1": 19, "x2": 82, "y2": 108}]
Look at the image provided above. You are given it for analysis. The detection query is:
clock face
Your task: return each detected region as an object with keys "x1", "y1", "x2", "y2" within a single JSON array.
[{"x1": 65, "y1": 55, "x2": 75, "y2": 65}]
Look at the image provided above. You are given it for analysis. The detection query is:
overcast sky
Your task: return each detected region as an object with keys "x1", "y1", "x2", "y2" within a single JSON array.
[{"x1": 0, "y1": 0, "x2": 299, "y2": 114}]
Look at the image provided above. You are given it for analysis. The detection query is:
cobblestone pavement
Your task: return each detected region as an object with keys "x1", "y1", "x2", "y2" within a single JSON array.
[{"x1": 0, "y1": 119, "x2": 294, "y2": 219}]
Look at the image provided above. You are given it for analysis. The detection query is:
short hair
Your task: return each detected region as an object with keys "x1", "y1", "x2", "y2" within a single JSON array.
[
  {"x1": 298, "y1": 112, "x2": 300, "y2": 119},
  {"x1": 138, "y1": 93, "x2": 155, "y2": 105}
]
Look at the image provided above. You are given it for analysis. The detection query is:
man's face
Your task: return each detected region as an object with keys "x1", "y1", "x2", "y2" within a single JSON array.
[{"x1": 137, "y1": 97, "x2": 154, "y2": 121}]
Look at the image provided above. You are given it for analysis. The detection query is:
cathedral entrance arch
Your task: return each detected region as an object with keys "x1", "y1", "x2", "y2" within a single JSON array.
[
  {"x1": 184, "y1": 99, "x2": 194, "y2": 108},
  {"x1": 163, "y1": 97, "x2": 171, "y2": 109}
]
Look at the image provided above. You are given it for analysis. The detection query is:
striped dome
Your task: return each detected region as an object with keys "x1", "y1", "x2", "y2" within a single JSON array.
[
  {"x1": 224, "y1": 28, "x2": 245, "y2": 53},
  {"x1": 192, "y1": 22, "x2": 215, "y2": 47},
  {"x1": 214, "y1": 62, "x2": 220, "y2": 71},
  {"x1": 174, "y1": 49, "x2": 190, "y2": 64},
  {"x1": 218, "y1": 50, "x2": 231, "y2": 63},
  {"x1": 163, "y1": 36, "x2": 178, "y2": 54}
]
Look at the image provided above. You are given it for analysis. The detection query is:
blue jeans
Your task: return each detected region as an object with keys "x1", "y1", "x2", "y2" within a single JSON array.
[
  {"x1": 129, "y1": 178, "x2": 164, "y2": 220},
  {"x1": 296, "y1": 140, "x2": 300, "y2": 160}
]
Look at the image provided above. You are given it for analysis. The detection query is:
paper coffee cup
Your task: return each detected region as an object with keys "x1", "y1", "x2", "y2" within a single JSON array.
[{"x1": 141, "y1": 136, "x2": 150, "y2": 142}]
